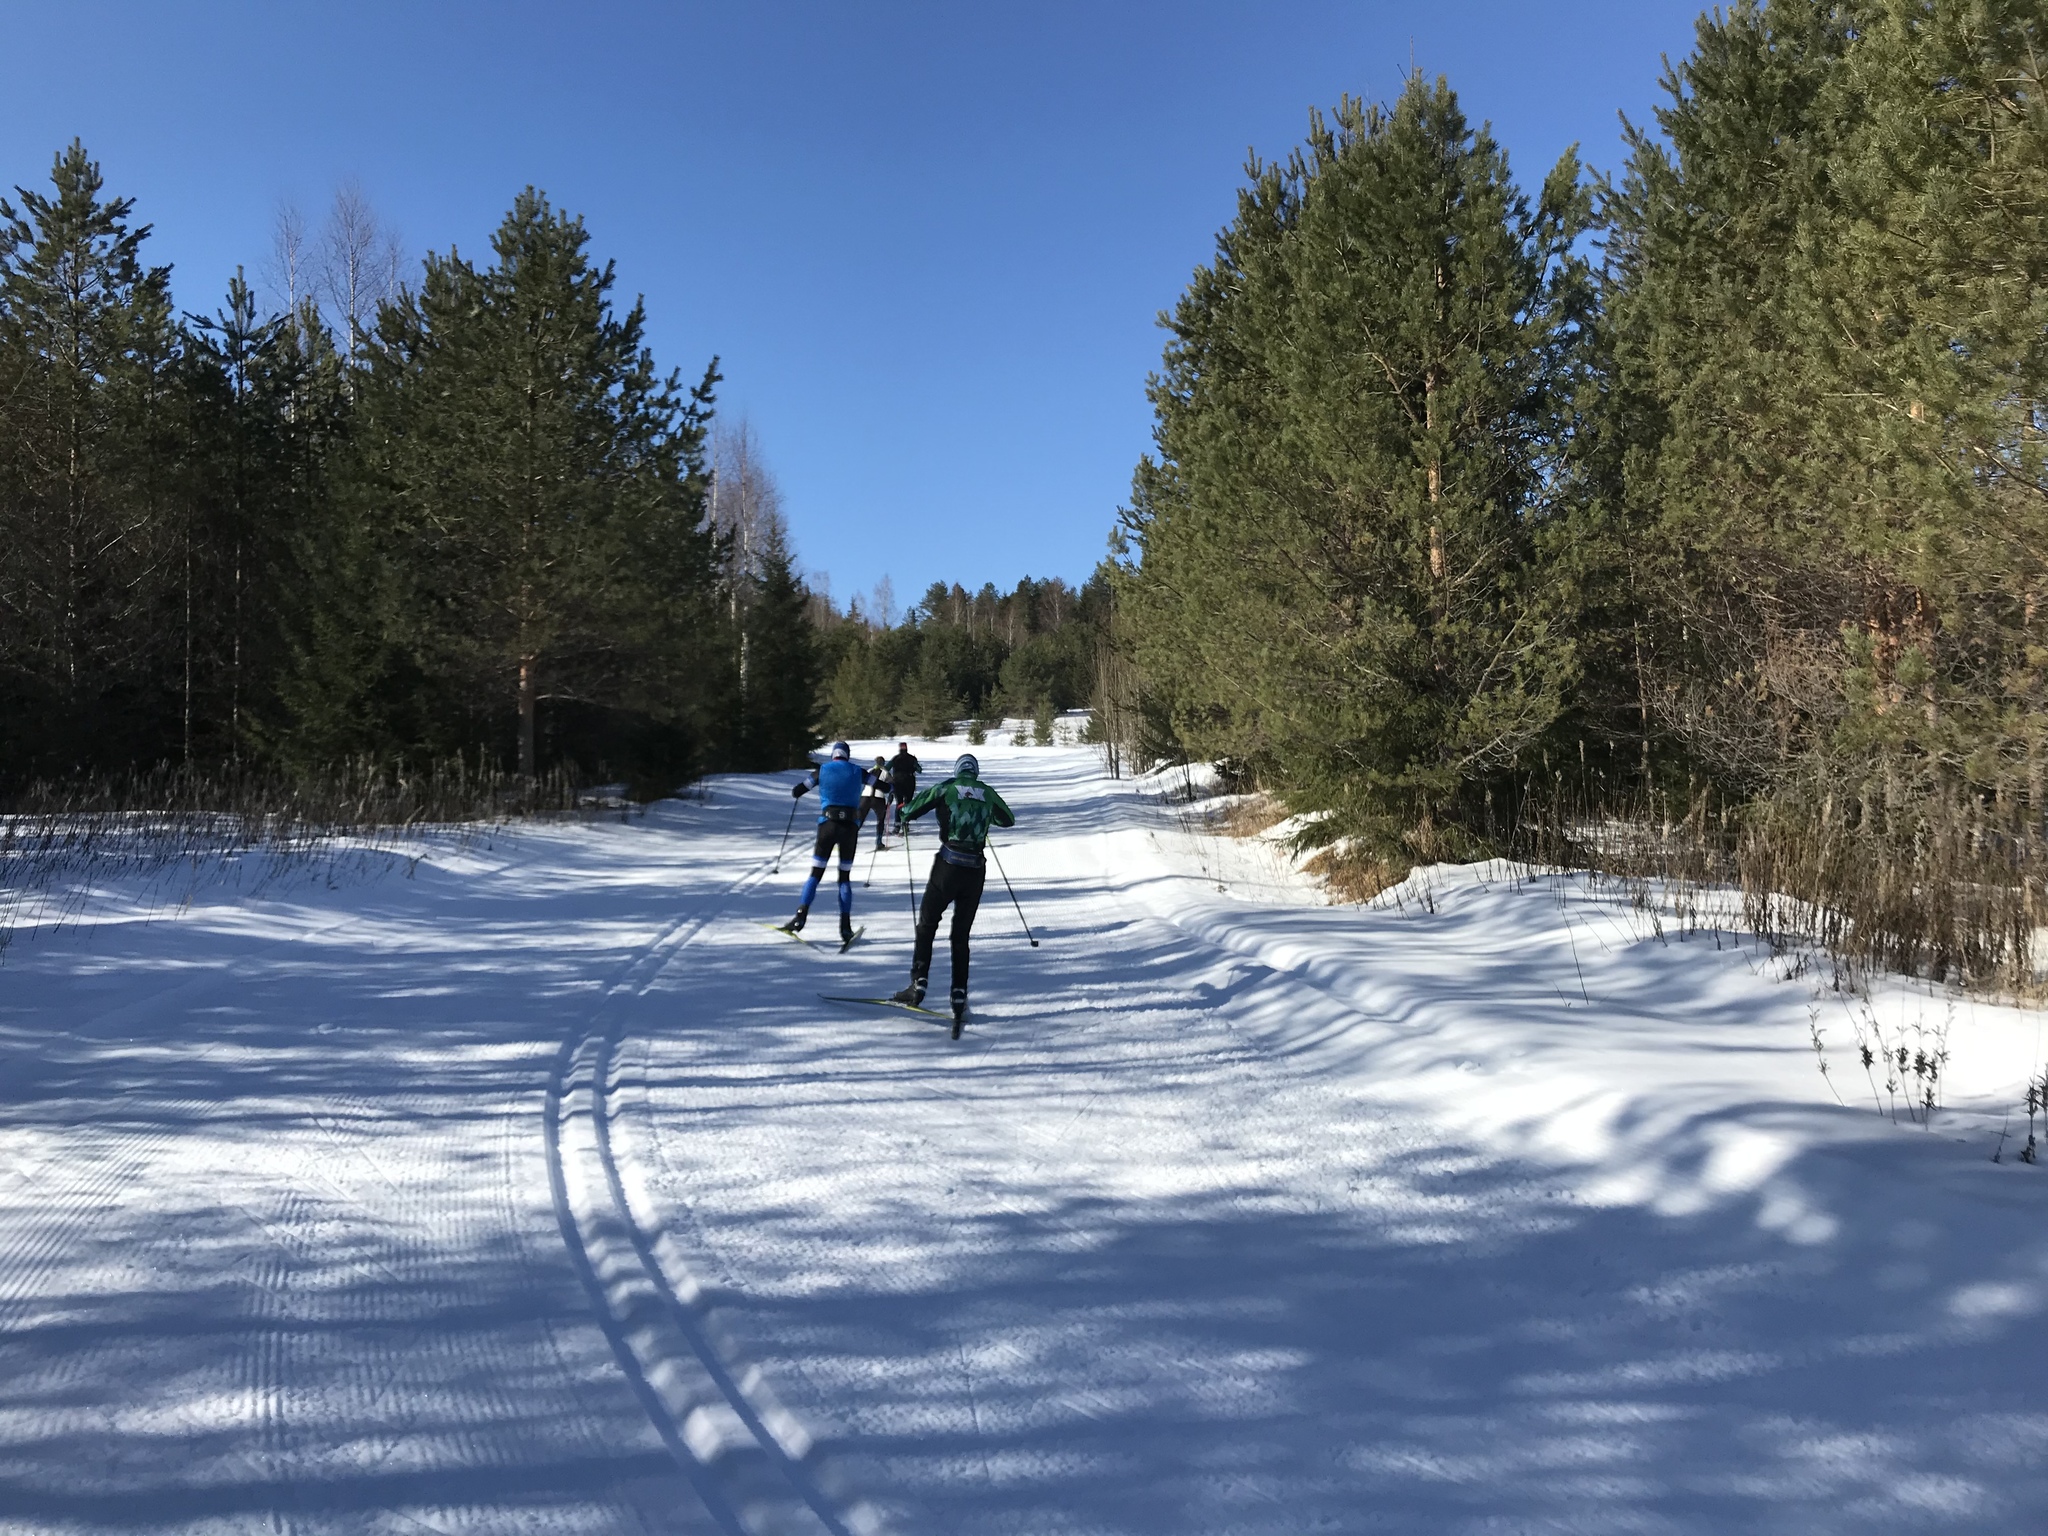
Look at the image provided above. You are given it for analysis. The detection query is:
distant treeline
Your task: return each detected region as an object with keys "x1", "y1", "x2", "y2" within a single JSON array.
[
  {"x1": 813, "y1": 572, "x2": 1112, "y2": 740},
  {"x1": 1115, "y1": 2, "x2": 2048, "y2": 985},
  {"x1": 0, "y1": 146, "x2": 816, "y2": 795}
]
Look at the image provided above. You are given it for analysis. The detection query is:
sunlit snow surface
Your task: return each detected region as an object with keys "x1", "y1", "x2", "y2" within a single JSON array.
[{"x1": 3, "y1": 741, "x2": 2045, "y2": 1534}]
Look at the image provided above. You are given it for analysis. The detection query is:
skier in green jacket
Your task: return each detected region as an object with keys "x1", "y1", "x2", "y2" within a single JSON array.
[{"x1": 892, "y1": 753, "x2": 1015, "y2": 1032}]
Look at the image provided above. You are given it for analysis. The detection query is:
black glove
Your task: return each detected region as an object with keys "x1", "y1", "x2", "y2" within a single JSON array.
[{"x1": 792, "y1": 780, "x2": 808, "y2": 799}]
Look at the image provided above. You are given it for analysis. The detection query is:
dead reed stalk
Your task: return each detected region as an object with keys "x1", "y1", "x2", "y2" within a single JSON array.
[{"x1": 1520, "y1": 773, "x2": 2044, "y2": 999}]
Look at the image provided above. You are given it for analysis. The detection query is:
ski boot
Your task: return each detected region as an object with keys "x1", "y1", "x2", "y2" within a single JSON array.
[
  {"x1": 839, "y1": 914, "x2": 856, "y2": 948},
  {"x1": 779, "y1": 905, "x2": 809, "y2": 934},
  {"x1": 890, "y1": 976, "x2": 927, "y2": 1009},
  {"x1": 950, "y1": 987, "x2": 967, "y2": 1039}
]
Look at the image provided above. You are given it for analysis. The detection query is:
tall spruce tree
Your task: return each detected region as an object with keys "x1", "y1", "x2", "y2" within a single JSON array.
[
  {"x1": 1604, "y1": 1, "x2": 1859, "y2": 789},
  {"x1": 0, "y1": 142, "x2": 184, "y2": 775},
  {"x1": 182, "y1": 269, "x2": 293, "y2": 762},
  {"x1": 736, "y1": 522, "x2": 819, "y2": 767},
  {"x1": 1808, "y1": 0, "x2": 2048, "y2": 807},
  {"x1": 1119, "y1": 76, "x2": 1593, "y2": 848},
  {"x1": 820, "y1": 636, "x2": 897, "y2": 740},
  {"x1": 1608, "y1": 0, "x2": 2048, "y2": 805},
  {"x1": 253, "y1": 298, "x2": 362, "y2": 766},
  {"x1": 340, "y1": 189, "x2": 720, "y2": 777}
]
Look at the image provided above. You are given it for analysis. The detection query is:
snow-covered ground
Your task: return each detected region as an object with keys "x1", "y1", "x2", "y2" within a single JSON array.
[{"x1": 3, "y1": 740, "x2": 2045, "y2": 1534}]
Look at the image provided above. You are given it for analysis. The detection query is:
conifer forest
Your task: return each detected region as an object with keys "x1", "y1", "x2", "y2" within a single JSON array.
[
  {"x1": 3, "y1": 0, "x2": 2044, "y2": 989},
  {"x1": 1116, "y1": 1, "x2": 2048, "y2": 990}
]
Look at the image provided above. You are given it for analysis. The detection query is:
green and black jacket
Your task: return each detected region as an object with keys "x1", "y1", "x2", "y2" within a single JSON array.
[{"x1": 902, "y1": 770, "x2": 1016, "y2": 867}]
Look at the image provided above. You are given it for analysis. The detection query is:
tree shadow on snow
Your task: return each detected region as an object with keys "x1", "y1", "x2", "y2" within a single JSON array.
[{"x1": 1, "y1": 765, "x2": 2044, "y2": 1534}]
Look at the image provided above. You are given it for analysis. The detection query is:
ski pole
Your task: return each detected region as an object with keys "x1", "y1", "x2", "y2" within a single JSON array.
[
  {"x1": 863, "y1": 835, "x2": 881, "y2": 888},
  {"x1": 771, "y1": 798, "x2": 799, "y2": 873},
  {"x1": 986, "y1": 840, "x2": 1039, "y2": 948},
  {"x1": 904, "y1": 818, "x2": 919, "y2": 922}
]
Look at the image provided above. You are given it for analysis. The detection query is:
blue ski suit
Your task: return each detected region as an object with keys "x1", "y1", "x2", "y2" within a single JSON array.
[{"x1": 793, "y1": 757, "x2": 868, "y2": 921}]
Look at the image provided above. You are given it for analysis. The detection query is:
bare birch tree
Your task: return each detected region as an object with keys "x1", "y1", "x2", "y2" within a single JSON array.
[
  {"x1": 709, "y1": 418, "x2": 788, "y2": 713},
  {"x1": 317, "y1": 180, "x2": 404, "y2": 368},
  {"x1": 266, "y1": 202, "x2": 309, "y2": 314},
  {"x1": 803, "y1": 571, "x2": 836, "y2": 629}
]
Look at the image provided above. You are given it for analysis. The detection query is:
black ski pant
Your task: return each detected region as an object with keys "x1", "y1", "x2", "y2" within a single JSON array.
[
  {"x1": 911, "y1": 855, "x2": 985, "y2": 994},
  {"x1": 859, "y1": 797, "x2": 890, "y2": 849},
  {"x1": 798, "y1": 810, "x2": 859, "y2": 919},
  {"x1": 808, "y1": 810, "x2": 859, "y2": 865}
]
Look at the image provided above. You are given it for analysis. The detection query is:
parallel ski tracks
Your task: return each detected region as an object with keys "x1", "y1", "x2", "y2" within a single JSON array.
[
  {"x1": 543, "y1": 856, "x2": 877, "y2": 1536},
  {"x1": 0, "y1": 864, "x2": 647, "y2": 1532},
  {"x1": 615, "y1": 813, "x2": 1330, "y2": 1513}
]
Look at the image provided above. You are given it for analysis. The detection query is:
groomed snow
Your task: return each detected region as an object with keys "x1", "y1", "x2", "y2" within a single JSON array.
[{"x1": 2, "y1": 740, "x2": 2045, "y2": 1533}]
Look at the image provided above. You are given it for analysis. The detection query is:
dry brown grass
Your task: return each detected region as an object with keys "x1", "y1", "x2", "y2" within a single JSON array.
[
  {"x1": 1200, "y1": 792, "x2": 1414, "y2": 903},
  {"x1": 1204, "y1": 792, "x2": 1290, "y2": 839},
  {"x1": 1304, "y1": 843, "x2": 1413, "y2": 904}
]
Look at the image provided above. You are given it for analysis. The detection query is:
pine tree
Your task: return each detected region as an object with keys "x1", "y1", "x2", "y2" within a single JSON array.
[
  {"x1": 737, "y1": 521, "x2": 819, "y2": 767},
  {"x1": 344, "y1": 189, "x2": 720, "y2": 777},
  {"x1": 1604, "y1": 0, "x2": 1859, "y2": 789},
  {"x1": 256, "y1": 299, "x2": 369, "y2": 766},
  {"x1": 1808, "y1": 0, "x2": 2048, "y2": 800},
  {"x1": 182, "y1": 269, "x2": 296, "y2": 762},
  {"x1": 900, "y1": 651, "x2": 962, "y2": 739},
  {"x1": 1119, "y1": 76, "x2": 1593, "y2": 848},
  {"x1": 1608, "y1": 0, "x2": 2048, "y2": 805},
  {"x1": 821, "y1": 637, "x2": 897, "y2": 741},
  {"x1": 0, "y1": 141, "x2": 185, "y2": 775}
]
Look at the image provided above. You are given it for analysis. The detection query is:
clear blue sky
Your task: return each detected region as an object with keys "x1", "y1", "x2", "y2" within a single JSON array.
[{"x1": 2, "y1": 1, "x2": 1704, "y2": 615}]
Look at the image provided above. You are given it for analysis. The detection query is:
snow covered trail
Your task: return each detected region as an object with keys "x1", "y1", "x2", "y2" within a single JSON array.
[
  {"x1": 0, "y1": 796, "x2": 797, "y2": 1534},
  {"x1": 3, "y1": 743, "x2": 2047, "y2": 1533},
  {"x1": 618, "y1": 743, "x2": 2048, "y2": 1534}
]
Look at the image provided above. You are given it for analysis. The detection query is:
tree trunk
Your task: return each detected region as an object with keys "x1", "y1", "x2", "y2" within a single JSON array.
[
  {"x1": 739, "y1": 629, "x2": 751, "y2": 749},
  {"x1": 518, "y1": 656, "x2": 538, "y2": 778},
  {"x1": 1425, "y1": 361, "x2": 1444, "y2": 582},
  {"x1": 231, "y1": 537, "x2": 243, "y2": 759},
  {"x1": 183, "y1": 523, "x2": 193, "y2": 768}
]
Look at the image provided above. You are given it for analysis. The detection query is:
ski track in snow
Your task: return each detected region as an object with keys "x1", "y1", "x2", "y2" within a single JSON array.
[{"x1": 3, "y1": 744, "x2": 2048, "y2": 1533}]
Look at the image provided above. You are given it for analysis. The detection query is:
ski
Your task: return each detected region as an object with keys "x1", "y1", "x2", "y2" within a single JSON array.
[
  {"x1": 765, "y1": 925, "x2": 868, "y2": 950},
  {"x1": 818, "y1": 992, "x2": 948, "y2": 1018},
  {"x1": 760, "y1": 920, "x2": 826, "y2": 951}
]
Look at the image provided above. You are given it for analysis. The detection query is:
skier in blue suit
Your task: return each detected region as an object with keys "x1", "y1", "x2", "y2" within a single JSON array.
[{"x1": 781, "y1": 740, "x2": 867, "y2": 944}]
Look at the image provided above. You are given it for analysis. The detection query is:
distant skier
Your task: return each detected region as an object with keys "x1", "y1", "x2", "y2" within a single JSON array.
[
  {"x1": 782, "y1": 740, "x2": 865, "y2": 945},
  {"x1": 861, "y1": 755, "x2": 893, "y2": 851},
  {"x1": 887, "y1": 741, "x2": 921, "y2": 832},
  {"x1": 892, "y1": 752, "x2": 1015, "y2": 1030}
]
